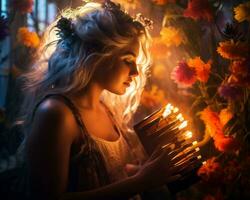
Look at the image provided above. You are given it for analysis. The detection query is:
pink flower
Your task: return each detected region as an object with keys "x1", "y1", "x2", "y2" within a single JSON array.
[
  {"x1": 183, "y1": 0, "x2": 213, "y2": 22},
  {"x1": 218, "y1": 83, "x2": 243, "y2": 101},
  {"x1": 171, "y1": 61, "x2": 197, "y2": 87}
]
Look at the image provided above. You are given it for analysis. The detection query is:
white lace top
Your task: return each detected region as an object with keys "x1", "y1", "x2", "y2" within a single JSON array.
[{"x1": 90, "y1": 131, "x2": 135, "y2": 183}]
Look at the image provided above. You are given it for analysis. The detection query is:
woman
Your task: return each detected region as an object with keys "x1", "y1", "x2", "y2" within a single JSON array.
[{"x1": 17, "y1": 1, "x2": 186, "y2": 199}]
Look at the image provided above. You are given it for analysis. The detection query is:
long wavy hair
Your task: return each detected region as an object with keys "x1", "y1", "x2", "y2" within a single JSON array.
[{"x1": 18, "y1": 1, "x2": 151, "y2": 143}]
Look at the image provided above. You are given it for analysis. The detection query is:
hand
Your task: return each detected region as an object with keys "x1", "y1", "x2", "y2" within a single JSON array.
[
  {"x1": 134, "y1": 146, "x2": 187, "y2": 190},
  {"x1": 125, "y1": 163, "x2": 140, "y2": 177}
]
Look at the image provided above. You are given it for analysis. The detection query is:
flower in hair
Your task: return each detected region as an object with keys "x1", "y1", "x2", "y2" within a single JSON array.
[
  {"x1": 134, "y1": 13, "x2": 153, "y2": 30},
  {"x1": 102, "y1": 0, "x2": 121, "y2": 11},
  {"x1": 55, "y1": 17, "x2": 76, "y2": 40}
]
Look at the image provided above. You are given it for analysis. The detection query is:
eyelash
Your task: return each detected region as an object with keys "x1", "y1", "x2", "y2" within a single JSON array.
[{"x1": 124, "y1": 60, "x2": 135, "y2": 67}]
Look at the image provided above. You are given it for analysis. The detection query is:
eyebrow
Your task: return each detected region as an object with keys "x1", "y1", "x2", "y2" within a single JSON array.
[{"x1": 123, "y1": 51, "x2": 137, "y2": 57}]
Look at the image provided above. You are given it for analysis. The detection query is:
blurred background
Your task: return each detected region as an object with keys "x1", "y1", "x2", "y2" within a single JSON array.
[{"x1": 1, "y1": 0, "x2": 250, "y2": 199}]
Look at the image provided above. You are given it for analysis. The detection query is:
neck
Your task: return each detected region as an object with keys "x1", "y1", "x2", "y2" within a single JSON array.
[{"x1": 70, "y1": 81, "x2": 104, "y2": 111}]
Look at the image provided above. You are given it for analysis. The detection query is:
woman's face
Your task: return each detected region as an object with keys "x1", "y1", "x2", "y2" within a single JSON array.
[{"x1": 96, "y1": 40, "x2": 140, "y2": 95}]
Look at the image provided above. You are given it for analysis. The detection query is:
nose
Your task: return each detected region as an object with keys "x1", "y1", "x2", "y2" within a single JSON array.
[{"x1": 129, "y1": 64, "x2": 139, "y2": 77}]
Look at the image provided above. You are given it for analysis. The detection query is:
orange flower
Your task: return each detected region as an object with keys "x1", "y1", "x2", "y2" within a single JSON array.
[
  {"x1": 200, "y1": 107, "x2": 224, "y2": 138},
  {"x1": 217, "y1": 40, "x2": 249, "y2": 60},
  {"x1": 160, "y1": 26, "x2": 185, "y2": 47},
  {"x1": 188, "y1": 57, "x2": 212, "y2": 83},
  {"x1": 214, "y1": 135, "x2": 239, "y2": 153},
  {"x1": 183, "y1": 0, "x2": 213, "y2": 22},
  {"x1": 219, "y1": 108, "x2": 233, "y2": 127},
  {"x1": 234, "y1": 2, "x2": 250, "y2": 23},
  {"x1": 17, "y1": 27, "x2": 40, "y2": 48},
  {"x1": 197, "y1": 157, "x2": 224, "y2": 182}
]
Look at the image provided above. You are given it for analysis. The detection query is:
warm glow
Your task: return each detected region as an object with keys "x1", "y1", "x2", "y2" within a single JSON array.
[
  {"x1": 176, "y1": 113, "x2": 184, "y2": 121},
  {"x1": 179, "y1": 120, "x2": 188, "y2": 129},
  {"x1": 192, "y1": 141, "x2": 198, "y2": 145},
  {"x1": 173, "y1": 107, "x2": 179, "y2": 113},
  {"x1": 197, "y1": 155, "x2": 202, "y2": 159},
  {"x1": 162, "y1": 103, "x2": 172, "y2": 118},
  {"x1": 185, "y1": 131, "x2": 192, "y2": 139},
  {"x1": 202, "y1": 161, "x2": 207, "y2": 165},
  {"x1": 195, "y1": 147, "x2": 200, "y2": 152}
]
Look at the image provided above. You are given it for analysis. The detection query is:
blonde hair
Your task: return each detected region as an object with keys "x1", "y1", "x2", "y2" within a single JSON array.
[{"x1": 19, "y1": 1, "x2": 152, "y2": 137}]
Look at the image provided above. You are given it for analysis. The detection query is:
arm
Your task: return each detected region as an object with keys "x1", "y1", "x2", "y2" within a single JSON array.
[
  {"x1": 26, "y1": 99, "x2": 183, "y2": 200},
  {"x1": 26, "y1": 99, "x2": 144, "y2": 200}
]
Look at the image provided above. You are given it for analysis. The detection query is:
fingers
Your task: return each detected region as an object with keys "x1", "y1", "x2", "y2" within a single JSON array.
[{"x1": 125, "y1": 164, "x2": 140, "y2": 177}]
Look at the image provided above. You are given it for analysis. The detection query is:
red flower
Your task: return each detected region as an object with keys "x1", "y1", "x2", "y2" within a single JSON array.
[
  {"x1": 183, "y1": 0, "x2": 213, "y2": 22},
  {"x1": 197, "y1": 157, "x2": 224, "y2": 183},
  {"x1": 214, "y1": 135, "x2": 239, "y2": 153},
  {"x1": 12, "y1": 0, "x2": 34, "y2": 14},
  {"x1": 171, "y1": 61, "x2": 197, "y2": 87}
]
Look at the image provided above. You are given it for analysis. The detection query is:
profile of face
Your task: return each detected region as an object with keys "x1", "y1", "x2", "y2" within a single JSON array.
[{"x1": 94, "y1": 40, "x2": 140, "y2": 95}]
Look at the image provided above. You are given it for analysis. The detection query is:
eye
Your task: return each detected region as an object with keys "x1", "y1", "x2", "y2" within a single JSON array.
[{"x1": 124, "y1": 60, "x2": 136, "y2": 67}]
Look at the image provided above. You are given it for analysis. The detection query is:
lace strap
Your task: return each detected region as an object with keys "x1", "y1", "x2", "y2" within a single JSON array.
[{"x1": 32, "y1": 93, "x2": 88, "y2": 136}]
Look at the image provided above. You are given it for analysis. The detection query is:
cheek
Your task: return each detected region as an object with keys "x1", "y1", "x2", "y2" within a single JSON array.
[{"x1": 105, "y1": 67, "x2": 129, "y2": 92}]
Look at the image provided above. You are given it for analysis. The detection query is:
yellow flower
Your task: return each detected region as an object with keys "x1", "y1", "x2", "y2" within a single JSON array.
[
  {"x1": 160, "y1": 26, "x2": 185, "y2": 47},
  {"x1": 188, "y1": 57, "x2": 212, "y2": 83},
  {"x1": 234, "y1": 2, "x2": 250, "y2": 22},
  {"x1": 217, "y1": 40, "x2": 249, "y2": 60},
  {"x1": 17, "y1": 27, "x2": 40, "y2": 48}
]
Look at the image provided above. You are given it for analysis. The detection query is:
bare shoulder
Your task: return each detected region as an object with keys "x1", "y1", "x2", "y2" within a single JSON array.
[{"x1": 31, "y1": 98, "x2": 79, "y2": 142}]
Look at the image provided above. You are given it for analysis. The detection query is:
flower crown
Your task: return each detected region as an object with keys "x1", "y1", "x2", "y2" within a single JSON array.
[
  {"x1": 55, "y1": 0, "x2": 153, "y2": 41},
  {"x1": 102, "y1": 0, "x2": 153, "y2": 30}
]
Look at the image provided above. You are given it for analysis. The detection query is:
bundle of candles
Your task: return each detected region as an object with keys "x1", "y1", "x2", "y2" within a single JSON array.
[{"x1": 134, "y1": 103, "x2": 203, "y2": 179}]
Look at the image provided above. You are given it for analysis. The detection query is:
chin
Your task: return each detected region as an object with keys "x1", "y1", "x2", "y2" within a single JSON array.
[{"x1": 107, "y1": 87, "x2": 126, "y2": 95}]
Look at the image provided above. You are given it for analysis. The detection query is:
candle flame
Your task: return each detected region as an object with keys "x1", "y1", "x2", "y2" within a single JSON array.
[
  {"x1": 179, "y1": 120, "x2": 188, "y2": 129},
  {"x1": 185, "y1": 131, "x2": 192, "y2": 139},
  {"x1": 192, "y1": 141, "x2": 198, "y2": 145},
  {"x1": 195, "y1": 147, "x2": 200, "y2": 152},
  {"x1": 173, "y1": 107, "x2": 179, "y2": 113},
  {"x1": 202, "y1": 161, "x2": 207, "y2": 165},
  {"x1": 176, "y1": 113, "x2": 183, "y2": 121},
  {"x1": 197, "y1": 155, "x2": 202, "y2": 159},
  {"x1": 162, "y1": 103, "x2": 172, "y2": 118}
]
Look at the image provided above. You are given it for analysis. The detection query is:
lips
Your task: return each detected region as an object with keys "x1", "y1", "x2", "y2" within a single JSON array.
[{"x1": 123, "y1": 81, "x2": 131, "y2": 87}]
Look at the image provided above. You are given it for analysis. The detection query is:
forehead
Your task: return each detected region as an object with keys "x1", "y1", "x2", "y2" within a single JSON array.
[{"x1": 121, "y1": 40, "x2": 140, "y2": 58}]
